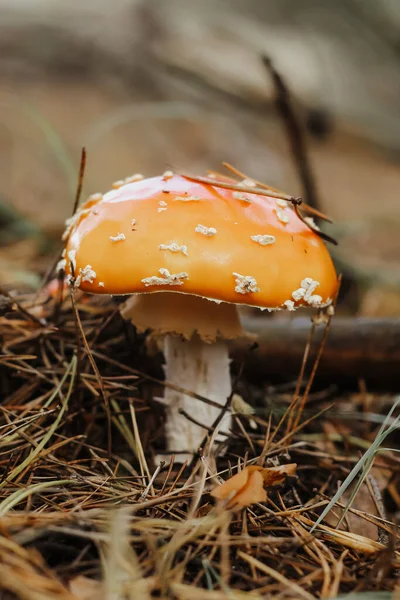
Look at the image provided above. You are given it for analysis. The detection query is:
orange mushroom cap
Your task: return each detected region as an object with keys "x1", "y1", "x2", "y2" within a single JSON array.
[{"x1": 63, "y1": 174, "x2": 337, "y2": 310}]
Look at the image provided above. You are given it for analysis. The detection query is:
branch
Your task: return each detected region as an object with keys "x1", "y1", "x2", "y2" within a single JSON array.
[
  {"x1": 262, "y1": 56, "x2": 320, "y2": 211},
  {"x1": 230, "y1": 316, "x2": 400, "y2": 391}
]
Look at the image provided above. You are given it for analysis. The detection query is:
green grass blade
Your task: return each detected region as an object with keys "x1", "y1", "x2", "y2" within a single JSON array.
[
  {"x1": 310, "y1": 397, "x2": 400, "y2": 533},
  {"x1": 0, "y1": 479, "x2": 73, "y2": 516}
]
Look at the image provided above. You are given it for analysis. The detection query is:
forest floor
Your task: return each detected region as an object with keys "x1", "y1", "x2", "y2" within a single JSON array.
[{"x1": 0, "y1": 289, "x2": 399, "y2": 599}]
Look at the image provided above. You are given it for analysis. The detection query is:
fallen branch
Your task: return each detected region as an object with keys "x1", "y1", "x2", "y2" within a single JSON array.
[{"x1": 231, "y1": 316, "x2": 400, "y2": 390}]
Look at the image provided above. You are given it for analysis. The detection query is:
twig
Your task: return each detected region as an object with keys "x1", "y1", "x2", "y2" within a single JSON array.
[
  {"x1": 285, "y1": 320, "x2": 317, "y2": 436},
  {"x1": 139, "y1": 461, "x2": 164, "y2": 501},
  {"x1": 289, "y1": 277, "x2": 342, "y2": 437},
  {"x1": 262, "y1": 55, "x2": 319, "y2": 212},
  {"x1": 180, "y1": 169, "x2": 337, "y2": 245},
  {"x1": 69, "y1": 290, "x2": 112, "y2": 457},
  {"x1": 180, "y1": 171, "x2": 300, "y2": 203},
  {"x1": 71, "y1": 147, "x2": 87, "y2": 216}
]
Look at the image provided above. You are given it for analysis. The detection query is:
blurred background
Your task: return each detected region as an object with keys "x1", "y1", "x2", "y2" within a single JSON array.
[{"x1": 1, "y1": 0, "x2": 400, "y2": 315}]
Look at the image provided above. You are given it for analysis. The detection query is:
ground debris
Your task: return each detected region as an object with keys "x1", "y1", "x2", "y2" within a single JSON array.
[{"x1": 0, "y1": 290, "x2": 399, "y2": 598}]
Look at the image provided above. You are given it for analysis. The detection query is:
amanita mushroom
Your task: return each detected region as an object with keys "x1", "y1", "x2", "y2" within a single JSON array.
[{"x1": 62, "y1": 172, "x2": 337, "y2": 460}]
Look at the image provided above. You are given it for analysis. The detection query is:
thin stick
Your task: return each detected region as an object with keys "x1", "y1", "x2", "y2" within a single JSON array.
[
  {"x1": 222, "y1": 161, "x2": 284, "y2": 194},
  {"x1": 69, "y1": 290, "x2": 112, "y2": 457},
  {"x1": 180, "y1": 172, "x2": 300, "y2": 203},
  {"x1": 39, "y1": 147, "x2": 87, "y2": 318},
  {"x1": 262, "y1": 55, "x2": 319, "y2": 212},
  {"x1": 285, "y1": 320, "x2": 317, "y2": 436},
  {"x1": 187, "y1": 342, "x2": 254, "y2": 471},
  {"x1": 293, "y1": 203, "x2": 337, "y2": 245},
  {"x1": 223, "y1": 161, "x2": 333, "y2": 223},
  {"x1": 178, "y1": 409, "x2": 215, "y2": 433},
  {"x1": 0, "y1": 286, "x2": 46, "y2": 327},
  {"x1": 88, "y1": 348, "x2": 228, "y2": 411},
  {"x1": 158, "y1": 457, "x2": 175, "y2": 497},
  {"x1": 180, "y1": 170, "x2": 337, "y2": 244},
  {"x1": 258, "y1": 413, "x2": 272, "y2": 466},
  {"x1": 129, "y1": 401, "x2": 152, "y2": 487},
  {"x1": 71, "y1": 147, "x2": 87, "y2": 216},
  {"x1": 289, "y1": 276, "x2": 342, "y2": 437}
]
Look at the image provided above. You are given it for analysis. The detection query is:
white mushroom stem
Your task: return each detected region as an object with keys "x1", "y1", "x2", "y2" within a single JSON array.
[
  {"x1": 163, "y1": 334, "x2": 231, "y2": 461},
  {"x1": 121, "y1": 292, "x2": 245, "y2": 459}
]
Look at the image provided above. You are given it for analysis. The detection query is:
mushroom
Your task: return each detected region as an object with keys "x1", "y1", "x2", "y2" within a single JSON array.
[{"x1": 62, "y1": 173, "x2": 337, "y2": 460}]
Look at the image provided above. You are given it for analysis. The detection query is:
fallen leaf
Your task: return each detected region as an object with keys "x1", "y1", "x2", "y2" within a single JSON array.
[{"x1": 211, "y1": 464, "x2": 296, "y2": 510}]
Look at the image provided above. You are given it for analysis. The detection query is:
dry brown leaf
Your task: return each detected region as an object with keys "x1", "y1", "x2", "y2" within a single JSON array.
[{"x1": 211, "y1": 464, "x2": 296, "y2": 510}]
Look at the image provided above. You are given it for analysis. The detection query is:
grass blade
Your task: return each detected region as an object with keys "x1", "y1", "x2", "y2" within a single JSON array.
[{"x1": 0, "y1": 355, "x2": 77, "y2": 489}]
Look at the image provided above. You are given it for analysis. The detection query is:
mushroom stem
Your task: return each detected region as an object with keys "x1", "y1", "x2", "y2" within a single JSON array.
[
  {"x1": 121, "y1": 292, "x2": 245, "y2": 459},
  {"x1": 163, "y1": 333, "x2": 231, "y2": 460}
]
